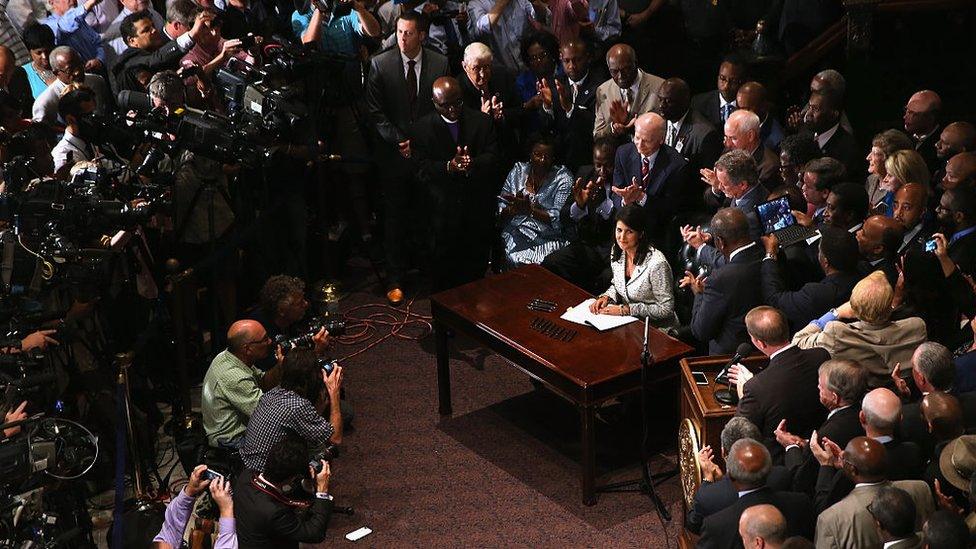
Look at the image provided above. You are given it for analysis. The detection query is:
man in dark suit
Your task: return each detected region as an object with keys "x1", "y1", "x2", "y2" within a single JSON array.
[
  {"x1": 729, "y1": 306, "x2": 830, "y2": 463},
  {"x1": 804, "y1": 91, "x2": 861, "y2": 179},
  {"x1": 542, "y1": 137, "x2": 617, "y2": 292},
  {"x1": 687, "y1": 417, "x2": 793, "y2": 534},
  {"x1": 856, "y1": 214, "x2": 904, "y2": 287},
  {"x1": 681, "y1": 207, "x2": 763, "y2": 355},
  {"x1": 539, "y1": 39, "x2": 601, "y2": 172},
  {"x1": 697, "y1": 439, "x2": 815, "y2": 548},
  {"x1": 903, "y1": 90, "x2": 942, "y2": 175},
  {"x1": 800, "y1": 157, "x2": 846, "y2": 225},
  {"x1": 736, "y1": 81, "x2": 784, "y2": 152},
  {"x1": 235, "y1": 435, "x2": 334, "y2": 548},
  {"x1": 775, "y1": 358, "x2": 867, "y2": 495},
  {"x1": 893, "y1": 183, "x2": 936, "y2": 256},
  {"x1": 111, "y1": 8, "x2": 208, "y2": 92},
  {"x1": 690, "y1": 54, "x2": 747, "y2": 130},
  {"x1": 658, "y1": 77, "x2": 722, "y2": 210},
  {"x1": 366, "y1": 11, "x2": 450, "y2": 305},
  {"x1": 760, "y1": 226, "x2": 860, "y2": 332},
  {"x1": 411, "y1": 76, "x2": 499, "y2": 292},
  {"x1": 458, "y1": 42, "x2": 522, "y2": 168},
  {"x1": 937, "y1": 186, "x2": 976, "y2": 275},
  {"x1": 610, "y1": 112, "x2": 689, "y2": 246},
  {"x1": 898, "y1": 342, "x2": 976, "y2": 456}
]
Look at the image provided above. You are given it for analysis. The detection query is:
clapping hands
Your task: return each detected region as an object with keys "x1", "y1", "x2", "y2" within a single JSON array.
[{"x1": 448, "y1": 146, "x2": 472, "y2": 174}]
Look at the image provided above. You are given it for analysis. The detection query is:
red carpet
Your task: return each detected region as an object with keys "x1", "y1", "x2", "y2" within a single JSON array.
[{"x1": 316, "y1": 285, "x2": 687, "y2": 547}]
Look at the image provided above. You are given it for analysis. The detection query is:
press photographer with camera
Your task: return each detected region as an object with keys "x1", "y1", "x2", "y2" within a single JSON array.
[
  {"x1": 235, "y1": 434, "x2": 335, "y2": 548},
  {"x1": 239, "y1": 348, "x2": 343, "y2": 471},
  {"x1": 152, "y1": 464, "x2": 237, "y2": 549},
  {"x1": 249, "y1": 274, "x2": 330, "y2": 371},
  {"x1": 51, "y1": 85, "x2": 97, "y2": 172}
]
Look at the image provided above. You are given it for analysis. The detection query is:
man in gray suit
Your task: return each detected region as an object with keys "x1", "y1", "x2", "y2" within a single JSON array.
[
  {"x1": 593, "y1": 43, "x2": 663, "y2": 139},
  {"x1": 366, "y1": 11, "x2": 449, "y2": 305},
  {"x1": 815, "y1": 437, "x2": 934, "y2": 549}
]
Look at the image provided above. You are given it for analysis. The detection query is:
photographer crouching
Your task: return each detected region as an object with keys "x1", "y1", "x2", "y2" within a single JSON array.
[{"x1": 236, "y1": 434, "x2": 336, "y2": 548}]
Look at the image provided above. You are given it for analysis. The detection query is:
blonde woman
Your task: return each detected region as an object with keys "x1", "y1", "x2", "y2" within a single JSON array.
[
  {"x1": 875, "y1": 149, "x2": 930, "y2": 215},
  {"x1": 864, "y1": 129, "x2": 914, "y2": 206}
]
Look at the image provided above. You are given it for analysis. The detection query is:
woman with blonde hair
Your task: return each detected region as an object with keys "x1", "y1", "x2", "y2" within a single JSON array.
[
  {"x1": 875, "y1": 149, "x2": 930, "y2": 215},
  {"x1": 865, "y1": 129, "x2": 914, "y2": 206},
  {"x1": 792, "y1": 270, "x2": 927, "y2": 388}
]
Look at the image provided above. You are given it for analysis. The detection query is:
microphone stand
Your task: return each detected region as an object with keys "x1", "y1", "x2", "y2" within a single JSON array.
[{"x1": 597, "y1": 317, "x2": 676, "y2": 521}]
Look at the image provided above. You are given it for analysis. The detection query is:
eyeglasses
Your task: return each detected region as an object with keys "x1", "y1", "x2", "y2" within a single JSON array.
[{"x1": 244, "y1": 335, "x2": 271, "y2": 347}]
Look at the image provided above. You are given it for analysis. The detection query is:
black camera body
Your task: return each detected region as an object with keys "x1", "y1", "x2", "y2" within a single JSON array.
[
  {"x1": 275, "y1": 315, "x2": 346, "y2": 353},
  {"x1": 308, "y1": 443, "x2": 340, "y2": 474}
]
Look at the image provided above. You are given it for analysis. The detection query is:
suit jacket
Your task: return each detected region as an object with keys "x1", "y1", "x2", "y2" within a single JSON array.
[
  {"x1": 671, "y1": 109, "x2": 723, "y2": 175},
  {"x1": 899, "y1": 390, "x2": 976, "y2": 457},
  {"x1": 690, "y1": 90, "x2": 728, "y2": 130},
  {"x1": 897, "y1": 219, "x2": 937, "y2": 256},
  {"x1": 858, "y1": 256, "x2": 899, "y2": 289},
  {"x1": 593, "y1": 71, "x2": 665, "y2": 138},
  {"x1": 754, "y1": 144, "x2": 782, "y2": 189},
  {"x1": 820, "y1": 125, "x2": 862, "y2": 180},
  {"x1": 458, "y1": 63, "x2": 522, "y2": 165},
  {"x1": 761, "y1": 259, "x2": 859, "y2": 332},
  {"x1": 544, "y1": 71, "x2": 600, "y2": 170},
  {"x1": 914, "y1": 128, "x2": 940, "y2": 175},
  {"x1": 686, "y1": 467, "x2": 793, "y2": 535},
  {"x1": 692, "y1": 243, "x2": 764, "y2": 354},
  {"x1": 886, "y1": 534, "x2": 923, "y2": 549},
  {"x1": 814, "y1": 480, "x2": 934, "y2": 549},
  {"x1": 761, "y1": 114, "x2": 785, "y2": 151},
  {"x1": 559, "y1": 165, "x2": 615, "y2": 248},
  {"x1": 793, "y1": 317, "x2": 927, "y2": 389},
  {"x1": 737, "y1": 345, "x2": 830, "y2": 462},
  {"x1": 948, "y1": 228, "x2": 976, "y2": 275},
  {"x1": 611, "y1": 143, "x2": 689, "y2": 241},
  {"x1": 235, "y1": 472, "x2": 334, "y2": 549},
  {"x1": 366, "y1": 47, "x2": 450, "y2": 151},
  {"x1": 697, "y1": 185, "x2": 768, "y2": 268},
  {"x1": 697, "y1": 487, "x2": 815, "y2": 549},
  {"x1": 111, "y1": 39, "x2": 183, "y2": 92},
  {"x1": 812, "y1": 439, "x2": 924, "y2": 513},
  {"x1": 784, "y1": 405, "x2": 864, "y2": 495}
]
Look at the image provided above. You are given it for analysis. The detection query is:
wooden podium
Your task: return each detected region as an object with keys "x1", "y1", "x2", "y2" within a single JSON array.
[{"x1": 676, "y1": 354, "x2": 770, "y2": 531}]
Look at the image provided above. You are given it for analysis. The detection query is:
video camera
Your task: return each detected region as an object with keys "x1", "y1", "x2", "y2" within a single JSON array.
[{"x1": 274, "y1": 315, "x2": 346, "y2": 353}]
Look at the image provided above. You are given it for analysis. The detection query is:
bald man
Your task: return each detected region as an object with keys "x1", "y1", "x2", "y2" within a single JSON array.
[
  {"x1": 855, "y1": 215, "x2": 904, "y2": 286},
  {"x1": 609, "y1": 111, "x2": 689, "y2": 242},
  {"x1": 739, "y1": 504, "x2": 787, "y2": 549},
  {"x1": 816, "y1": 437, "x2": 934, "y2": 549},
  {"x1": 941, "y1": 152, "x2": 976, "y2": 191},
  {"x1": 737, "y1": 81, "x2": 784, "y2": 152},
  {"x1": 891, "y1": 183, "x2": 935, "y2": 255},
  {"x1": 725, "y1": 109, "x2": 780, "y2": 188},
  {"x1": 904, "y1": 90, "x2": 943, "y2": 173},
  {"x1": 935, "y1": 122, "x2": 976, "y2": 162},
  {"x1": 699, "y1": 438, "x2": 815, "y2": 547},
  {"x1": 593, "y1": 43, "x2": 664, "y2": 138},
  {"x1": 411, "y1": 76, "x2": 499, "y2": 292},
  {"x1": 201, "y1": 319, "x2": 275, "y2": 447}
]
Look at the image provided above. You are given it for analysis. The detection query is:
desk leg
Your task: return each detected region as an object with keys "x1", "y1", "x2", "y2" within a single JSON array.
[
  {"x1": 580, "y1": 405, "x2": 596, "y2": 506},
  {"x1": 435, "y1": 321, "x2": 452, "y2": 416}
]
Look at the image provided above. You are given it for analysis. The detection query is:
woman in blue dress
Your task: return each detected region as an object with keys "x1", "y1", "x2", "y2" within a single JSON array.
[
  {"x1": 14, "y1": 23, "x2": 57, "y2": 100},
  {"x1": 498, "y1": 134, "x2": 573, "y2": 266}
]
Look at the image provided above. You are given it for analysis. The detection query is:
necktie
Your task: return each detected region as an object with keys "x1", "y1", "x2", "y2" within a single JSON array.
[
  {"x1": 666, "y1": 123, "x2": 677, "y2": 147},
  {"x1": 571, "y1": 82, "x2": 579, "y2": 105},
  {"x1": 621, "y1": 88, "x2": 631, "y2": 107},
  {"x1": 722, "y1": 102, "x2": 735, "y2": 122},
  {"x1": 641, "y1": 156, "x2": 650, "y2": 188},
  {"x1": 407, "y1": 59, "x2": 418, "y2": 108}
]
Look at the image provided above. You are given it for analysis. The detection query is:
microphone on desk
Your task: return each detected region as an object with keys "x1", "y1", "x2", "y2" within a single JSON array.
[{"x1": 714, "y1": 342, "x2": 753, "y2": 406}]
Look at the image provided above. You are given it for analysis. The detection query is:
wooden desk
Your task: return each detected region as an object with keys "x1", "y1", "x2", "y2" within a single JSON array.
[{"x1": 431, "y1": 265, "x2": 693, "y2": 505}]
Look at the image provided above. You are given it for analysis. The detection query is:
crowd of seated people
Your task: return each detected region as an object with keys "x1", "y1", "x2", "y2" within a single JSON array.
[{"x1": 2, "y1": 0, "x2": 976, "y2": 544}]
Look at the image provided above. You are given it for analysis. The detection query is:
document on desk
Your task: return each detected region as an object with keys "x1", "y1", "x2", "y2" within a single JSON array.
[{"x1": 560, "y1": 298, "x2": 639, "y2": 331}]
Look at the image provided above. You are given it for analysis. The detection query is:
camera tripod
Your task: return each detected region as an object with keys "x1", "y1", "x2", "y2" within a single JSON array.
[{"x1": 596, "y1": 318, "x2": 677, "y2": 521}]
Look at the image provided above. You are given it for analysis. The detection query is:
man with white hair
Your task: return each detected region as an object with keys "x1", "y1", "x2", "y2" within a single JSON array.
[
  {"x1": 32, "y1": 45, "x2": 110, "y2": 124},
  {"x1": 458, "y1": 42, "x2": 520, "y2": 162},
  {"x1": 724, "y1": 108, "x2": 779, "y2": 188},
  {"x1": 739, "y1": 504, "x2": 788, "y2": 549}
]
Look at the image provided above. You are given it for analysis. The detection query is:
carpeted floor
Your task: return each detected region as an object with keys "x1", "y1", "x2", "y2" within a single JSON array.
[{"x1": 314, "y1": 277, "x2": 688, "y2": 547}]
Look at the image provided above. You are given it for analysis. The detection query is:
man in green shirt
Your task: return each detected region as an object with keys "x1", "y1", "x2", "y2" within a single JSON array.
[{"x1": 202, "y1": 319, "x2": 274, "y2": 447}]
